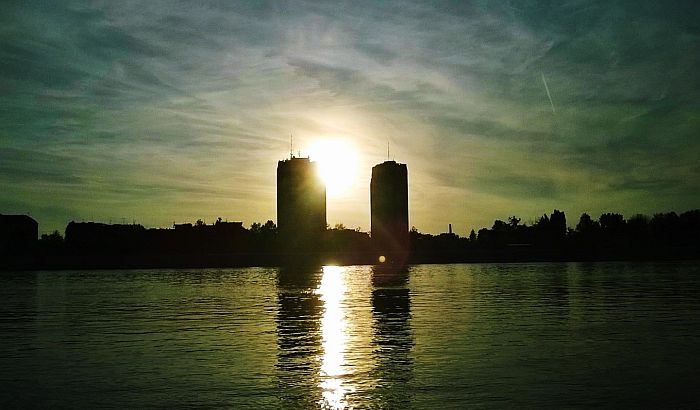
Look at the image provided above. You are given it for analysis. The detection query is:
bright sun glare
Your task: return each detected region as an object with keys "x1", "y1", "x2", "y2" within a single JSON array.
[{"x1": 308, "y1": 139, "x2": 359, "y2": 197}]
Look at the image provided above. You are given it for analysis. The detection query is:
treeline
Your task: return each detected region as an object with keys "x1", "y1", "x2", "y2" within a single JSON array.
[
  {"x1": 3, "y1": 208, "x2": 699, "y2": 270},
  {"x1": 409, "y1": 209, "x2": 700, "y2": 262}
]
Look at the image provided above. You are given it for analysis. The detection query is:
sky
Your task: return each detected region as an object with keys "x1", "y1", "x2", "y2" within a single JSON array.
[{"x1": 1, "y1": 0, "x2": 699, "y2": 235}]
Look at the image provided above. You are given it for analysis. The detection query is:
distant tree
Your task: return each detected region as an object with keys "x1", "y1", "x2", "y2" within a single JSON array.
[
  {"x1": 576, "y1": 213, "x2": 598, "y2": 233},
  {"x1": 650, "y1": 212, "x2": 680, "y2": 245},
  {"x1": 508, "y1": 216, "x2": 521, "y2": 228},
  {"x1": 679, "y1": 210, "x2": 700, "y2": 244},
  {"x1": 627, "y1": 214, "x2": 649, "y2": 228},
  {"x1": 248, "y1": 220, "x2": 277, "y2": 252},
  {"x1": 599, "y1": 213, "x2": 625, "y2": 233},
  {"x1": 476, "y1": 228, "x2": 490, "y2": 243},
  {"x1": 195, "y1": 219, "x2": 205, "y2": 227},
  {"x1": 679, "y1": 209, "x2": 700, "y2": 228},
  {"x1": 38, "y1": 230, "x2": 64, "y2": 254},
  {"x1": 409, "y1": 226, "x2": 434, "y2": 253},
  {"x1": 550, "y1": 210, "x2": 566, "y2": 238},
  {"x1": 249, "y1": 220, "x2": 276, "y2": 234},
  {"x1": 261, "y1": 220, "x2": 277, "y2": 232},
  {"x1": 40, "y1": 230, "x2": 63, "y2": 244},
  {"x1": 626, "y1": 214, "x2": 650, "y2": 245},
  {"x1": 468, "y1": 229, "x2": 477, "y2": 242},
  {"x1": 333, "y1": 223, "x2": 346, "y2": 230},
  {"x1": 532, "y1": 210, "x2": 565, "y2": 246},
  {"x1": 492, "y1": 219, "x2": 508, "y2": 232}
]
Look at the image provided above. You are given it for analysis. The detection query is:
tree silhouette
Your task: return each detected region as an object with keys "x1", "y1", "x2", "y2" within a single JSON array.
[
  {"x1": 599, "y1": 213, "x2": 625, "y2": 234},
  {"x1": 550, "y1": 210, "x2": 566, "y2": 238},
  {"x1": 40, "y1": 230, "x2": 63, "y2": 243},
  {"x1": 508, "y1": 216, "x2": 521, "y2": 228},
  {"x1": 576, "y1": 213, "x2": 599, "y2": 234}
]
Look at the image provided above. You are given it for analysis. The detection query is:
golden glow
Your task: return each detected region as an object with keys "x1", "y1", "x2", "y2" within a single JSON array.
[
  {"x1": 316, "y1": 265, "x2": 352, "y2": 409},
  {"x1": 308, "y1": 139, "x2": 359, "y2": 198},
  {"x1": 378, "y1": 255, "x2": 386, "y2": 263}
]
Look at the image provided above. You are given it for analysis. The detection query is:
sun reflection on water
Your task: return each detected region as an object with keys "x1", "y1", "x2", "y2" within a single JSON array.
[{"x1": 316, "y1": 265, "x2": 352, "y2": 409}]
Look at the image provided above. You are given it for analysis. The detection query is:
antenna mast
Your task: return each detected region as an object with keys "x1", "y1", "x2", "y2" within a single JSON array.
[
  {"x1": 387, "y1": 140, "x2": 390, "y2": 161},
  {"x1": 290, "y1": 133, "x2": 293, "y2": 158}
]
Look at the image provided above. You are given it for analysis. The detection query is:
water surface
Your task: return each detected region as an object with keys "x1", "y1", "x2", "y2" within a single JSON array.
[{"x1": 1, "y1": 262, "x2": 699, "y2": 408}]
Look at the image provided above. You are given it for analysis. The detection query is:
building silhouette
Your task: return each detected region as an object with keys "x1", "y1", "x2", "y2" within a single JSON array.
[
  {"x1": 0, "y1": 214, "x2": 38, "y2": 254},
  {"x1": 65, "y1": 222, "x2": 146, "y2": 254},
  {"x1": 370, "y1": 160, "x2": 409, "y2": 262},
  {"x1": 277, "y1": 156, "x2": 326, "y2": 250}
]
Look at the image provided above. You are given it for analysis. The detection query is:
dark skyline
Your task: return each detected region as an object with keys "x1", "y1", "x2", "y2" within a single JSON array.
[{"x1": 1, "y1": 1, "x2": 699, "y2": 235}]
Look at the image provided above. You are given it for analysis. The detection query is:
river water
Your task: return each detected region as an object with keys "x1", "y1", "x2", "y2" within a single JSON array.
[{"x1": 1, "y1": 262, "x2": 699, "y2": 408}]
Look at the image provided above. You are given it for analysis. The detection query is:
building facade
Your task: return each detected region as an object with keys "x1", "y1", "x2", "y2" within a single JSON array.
[
  {"x1": 370, "y1": 161, "x2": 409, "y2": 261},
  {"x1": 277, "y1": 157, "x2": 326, "y2": 249}
]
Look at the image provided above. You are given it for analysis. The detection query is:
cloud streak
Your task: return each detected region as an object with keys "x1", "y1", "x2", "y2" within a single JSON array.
[{"x1": 541, "y1": 73, "x2": 555, "y2": 113}]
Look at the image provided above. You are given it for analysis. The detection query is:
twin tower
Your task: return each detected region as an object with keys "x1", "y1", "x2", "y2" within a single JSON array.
[{"x1": 277, "y1": 156, "x2": 409, "y2": 262}]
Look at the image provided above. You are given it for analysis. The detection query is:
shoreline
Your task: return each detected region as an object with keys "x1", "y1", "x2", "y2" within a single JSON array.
[{"x1": 3, "y1": 249, "x2": 698, "y2": 271}]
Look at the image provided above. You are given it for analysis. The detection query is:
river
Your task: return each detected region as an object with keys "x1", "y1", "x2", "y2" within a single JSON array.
[{"x1": 1, "y1": 262, "x2": 699, "y2": 408}]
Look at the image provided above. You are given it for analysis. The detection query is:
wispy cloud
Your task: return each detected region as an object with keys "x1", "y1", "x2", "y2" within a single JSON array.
[{"x1": 1, "y1": 0, "x2": 698, "y2": 234}]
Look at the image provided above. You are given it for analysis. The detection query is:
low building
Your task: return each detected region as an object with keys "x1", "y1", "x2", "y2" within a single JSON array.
[{"x1": 0, "y1": 214, "x2": 38, "y2": 254}]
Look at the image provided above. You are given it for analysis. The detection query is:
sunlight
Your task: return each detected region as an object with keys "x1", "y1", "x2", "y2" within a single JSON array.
[
  {"x1": 307, "y1": 139, "x2": 359, "y2": 198},
  {"x1": 316, "y1": 265, "x2": 352, "y2": 409}
]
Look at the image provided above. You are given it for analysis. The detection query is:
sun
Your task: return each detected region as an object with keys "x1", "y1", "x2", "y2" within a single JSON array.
[{"x1": 308, "y1": 139, "x2": 359, "y2": 197}]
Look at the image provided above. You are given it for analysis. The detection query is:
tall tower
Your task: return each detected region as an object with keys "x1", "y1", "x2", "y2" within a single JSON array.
[
  {"x1": 370, "y1": 160, "x2": 409, "y2": 262},
  {"x1": 277, "y1": 156, "x2": 326, "y2": 249}
]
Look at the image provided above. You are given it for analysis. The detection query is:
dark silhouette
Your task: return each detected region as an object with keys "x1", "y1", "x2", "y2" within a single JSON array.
[
  {"x1": 371, "y1": 161, "x2": 409, "y2": 265},
  {"x1": 0, "y1": 214, "x2": 38, "y2": 255},
  {"x1": 1, "y1": 214, "x2": 38, "y2": 270},
  {"x1": 250, "y1": 219, "x2": 279, "y2": 254},
  {"x1": 277, "y1": 156, "x2": 326, "y2": 253},
  {"x1": 323, "y1": 226, "x2": 374, "y2": 265},
  {"x1": 65, "y1": 221, "x2": 147, "y2": 254},
  {"x1": 408, "y1": 209, "x2": 700, "y2": 263},
  {"x1": 2, "y1": 207, "x2": 699, "y2": 270},
  {"x1": 57, "y1": 219, "x2": 258, "y2": 268}
]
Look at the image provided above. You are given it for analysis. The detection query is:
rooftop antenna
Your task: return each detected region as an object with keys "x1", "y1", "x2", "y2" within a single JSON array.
[
  {"x1": 387, "y1": 139, "x2": 390, "y2": 161},
  {"x1": 290, "y1": 133, "x2": 294, "y2": 158}
]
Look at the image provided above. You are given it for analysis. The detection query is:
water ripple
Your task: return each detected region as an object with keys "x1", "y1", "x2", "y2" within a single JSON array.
[{"x1": 1, "y1": 262, "x2": 699, "y2": 407}]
